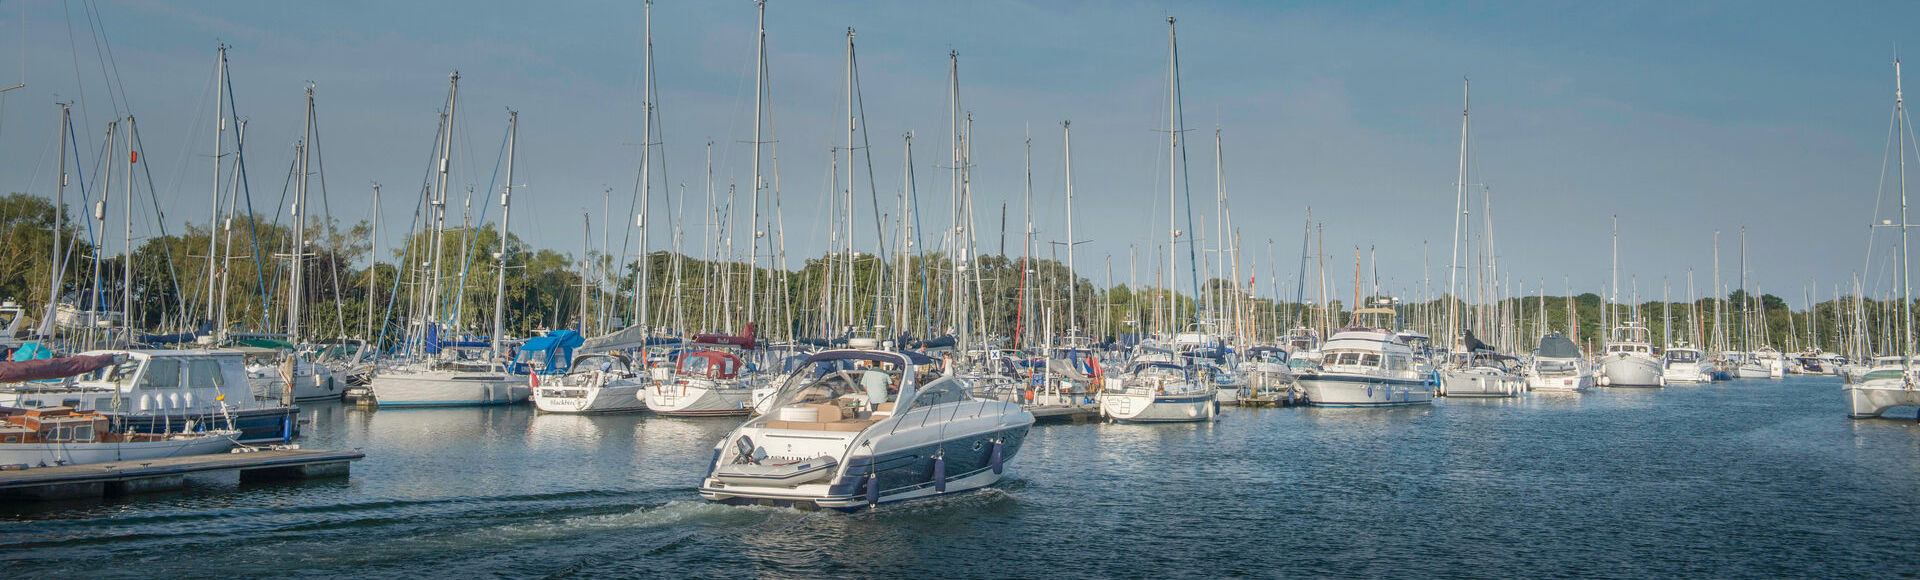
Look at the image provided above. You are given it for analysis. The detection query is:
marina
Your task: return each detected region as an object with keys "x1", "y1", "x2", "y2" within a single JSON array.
[
  {"x1": 2, "y1": 377, "x2": 1915, "y2": 577},
  {"x1": 3, "y1": 1, "x2": 1920, "y2": 576}
]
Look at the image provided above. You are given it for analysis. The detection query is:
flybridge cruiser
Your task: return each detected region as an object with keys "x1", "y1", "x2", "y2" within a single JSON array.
[
  {"x1": 0, "y1": 350, "x2": 298, "y2": 444},
  {"x1": 1662, "y1": 344, "x2": 1711, "y2": 384},
  {"x1": 699, "y1": 348, "x2": 1033, "y2": 511},
  {"x1": 1525, "y1": 332, "x2": 1592, "y2": 392},
  {"x1": 1748, "y1": 347, "x2": 1788, "y2": 379},
  {"x1": 1294, "y1": 308, "x2": 1433, "y2": 407},
  {"x1": 1598, "y1": 322, "x2": 1664, "y2": 387},
  {"x1": 532, "y1": 352, "x2": 647, "y2": 414},
  {"x1": 644, "y1": 349, "x2": 763, "y2": 416}
]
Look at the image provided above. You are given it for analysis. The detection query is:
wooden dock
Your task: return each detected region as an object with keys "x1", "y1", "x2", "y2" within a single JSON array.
[{"x1": 0, "y1": 449, "x2": 365, "y2": 501}]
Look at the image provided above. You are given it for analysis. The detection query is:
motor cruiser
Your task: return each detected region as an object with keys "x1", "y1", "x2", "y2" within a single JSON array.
[{"x1": 699, "y1": 346, "x2": 1032, "y2": 510}]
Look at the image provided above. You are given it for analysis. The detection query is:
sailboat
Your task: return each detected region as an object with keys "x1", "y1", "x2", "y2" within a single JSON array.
[
  {"x1": 1095, "y1": 17, "x2": 1218, "y2": 422},
  {"x1": 1848, "y1": 57, "x2": 1920, "y2": 418},
  {"x1": 1435, "y1": 78, "x2": 1524, "y2": 398},
  {"x1": 242, "y1": 85, "x2": 339, "y2": 403},
  {"x1": 366, "y1": 81, "x2": 529, "y2": 408}
]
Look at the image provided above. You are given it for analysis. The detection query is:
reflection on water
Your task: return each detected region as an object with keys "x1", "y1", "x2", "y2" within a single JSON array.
[{"x1": 4, "y1": 377, "x2": 1920, "y2": 578}]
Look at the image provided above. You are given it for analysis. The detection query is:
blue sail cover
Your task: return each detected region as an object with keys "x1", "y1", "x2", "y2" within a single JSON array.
[{"x1": 518, "y1": 329, "x2": 584, "y2": 373}]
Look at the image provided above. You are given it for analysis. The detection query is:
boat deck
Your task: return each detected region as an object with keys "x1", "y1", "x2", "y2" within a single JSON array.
[{"x1": 0, "y1": 448, "x2": 364, "y2": 501}]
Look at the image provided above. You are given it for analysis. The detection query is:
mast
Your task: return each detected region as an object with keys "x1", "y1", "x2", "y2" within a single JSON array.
[
  {"x1": 206, "y1": 45, "x2": 226, "y2": 323},
  {"x1": 1165, "y1": 17, "x2": 1180, "y2": 332},
  {"x1": 122, "y1": 117, "x2": 135, "y2": 345},
  {"x1": 289, "y1": 86, "x2": 313, "y2": 343},
  {"x1": 1447, "y1": 78, "x2": 1469, "y2": 354},
  {"x1": 634, "y1": 0, "x2": 656, "y2": 336},
  {"x1": 426, "y1": 72, "x2": 459, "y2": 356},
  {"x1": 746, "y1": 0, "x2": 765, "y2": 330},
  {"x1": 491, "y1": 111, "x2": 516, "y2": 358},
  {"x1": 366, "y1": 183, "x2": 380, "y2": 343},
  {"x1": 39, "y1": 103, "x2": 70, "y2": 338},
  {"x1": 1064, "y1": 120, "x2": 1077, "y2": 333},
  {"x1": 1900, "y1": 57, "x2": 1914, "y2": 368}
]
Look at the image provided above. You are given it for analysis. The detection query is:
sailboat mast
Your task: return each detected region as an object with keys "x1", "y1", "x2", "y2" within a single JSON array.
[
  {"x1": 366, "y1": 183, "x2": 380, "y2": 343},
  {"x1": 1064, "y1": 120, "x2": 1077, "y2": 332},
  {"x1": 1165, "y1": 17, "x2": 1179, "y2": 332},
  {"x1": 206, "y1": 45, "x2": 226, "y2": 323},
  {"x1": 635, "y1": 0, "x2": 655, "y2": 337},
  {"x1": 40, "y1": 103, "x2": 70, "y2": 339},
  {"x1": 1447, "y1": 78, "x2": 1469, "y2": 352},
  {"x1": 289, "y1": 87, "x2": 313, "y2": 343},
  {"x1": 746, "y1": 0, "x2": 765, "y2": 331},
  {"x1": 1899, "y1": 57, "x2": 1914, "y2": 366},
  {"x1": 491, "y1": 111, "x2": 516, "y2": 358}
]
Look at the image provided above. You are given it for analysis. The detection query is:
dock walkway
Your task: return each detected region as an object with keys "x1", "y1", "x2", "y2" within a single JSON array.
[{"x1": 0, "y1": 449, "x2": 364, "y2": 500}]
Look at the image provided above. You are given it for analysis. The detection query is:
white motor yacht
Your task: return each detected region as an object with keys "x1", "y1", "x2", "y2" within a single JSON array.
[
  {"x1": 699, "y1": 348, "x2": 1033, "y2": 511},
  {"x1": 1598, "y1": 323, "x2": 1664, "y2": 387},
  {"x1": 1662, "y1": 344, "x2": 1711, "y2": 384},
  {"x1": 0, "y1": 349, "x2": 299, "y2": 444},
  {"x1": 1846, "y1": 357, "x2": 1920, "y2": 418},
  {"x1": 1294, "y1": 308, "x2": 1434, "y2": 407},
  {"x1": 1524, "y1": 332, "x2": 1592, "y2": 392},
  {"x1": 1437, "y1": 351, "x2": 1525, "y2": 398}
]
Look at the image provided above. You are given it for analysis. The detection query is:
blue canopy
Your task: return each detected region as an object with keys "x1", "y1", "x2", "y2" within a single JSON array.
[{"x1": 517, "y1": 329, "x2": 584, "y2": 374}]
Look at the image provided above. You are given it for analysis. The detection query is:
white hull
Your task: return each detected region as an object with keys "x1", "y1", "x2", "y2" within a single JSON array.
[
  {"x1": 0, "y1": 432, "x2": 236, "y2": 468},
  {"x1": 1298, "y1": 376, "x2": 1434, "y2": 407},
  {"x1": 1599, "y1": 355, "x2": 1663, "y2": 387},
  {"x1": 1437, "y1": 368, "x2": 1524, "y2": 398},
  {"x1": 532, "y1": 382, "x2": 647, "y2": 414},
  {"x1": 369, "y1": 370, "x2": 528, "y2": 407},
  {"x1": 1664, "y1": 363, "x2": 1711, "y2": 384},
  {"x1": 1847, "y1": 379, "x2": 1920, "y2": 418},
  {"x1": 644, "y1": 383, "x2": 755, "y2": 416},
  {"x1": 1525, "y1": 372, "x2": 1592, "y2": 392},
  {"x1": 1098, "y1": 390, "x2": 1216, "y2": 423}
]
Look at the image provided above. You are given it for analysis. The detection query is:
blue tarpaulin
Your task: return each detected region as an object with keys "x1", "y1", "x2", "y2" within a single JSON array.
[{"x1": 516, "y1": 329, "x2": 584, "y2": 374}]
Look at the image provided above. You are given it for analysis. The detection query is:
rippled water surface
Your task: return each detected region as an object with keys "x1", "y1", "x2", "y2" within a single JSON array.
[{"x1": 4, "y1": 376, "x2": 1918, "y2": 578}]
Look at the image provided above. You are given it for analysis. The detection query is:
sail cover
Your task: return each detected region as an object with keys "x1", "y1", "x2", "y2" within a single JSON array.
[
  {"x1": 1536, "y1": 333, "x2": 1581, "y2": 359},
  {"x1": 0, "y1": 353, "x2": 120, "y2": 383}
]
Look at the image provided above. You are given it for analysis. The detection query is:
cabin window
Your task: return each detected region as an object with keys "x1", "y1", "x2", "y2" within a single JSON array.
[
  {"x1": 138, "y1": 359, "x2": 182, "y2": 390},
  {"x1": 2, "y1": 436, "x2": 15, "y2": 443},
  {"x1": 1360, "y1": 354, "x2": 1381, "y2": 367},
  {"x1": 186, "y1": 359, "x2": 227, "y2": 390},
  {"x1": 1387, "y1": 356, "x2": 1410, "y2": 371},
  {"x1": 74, "y1": 424, "x2": 93, "y2": 442}
]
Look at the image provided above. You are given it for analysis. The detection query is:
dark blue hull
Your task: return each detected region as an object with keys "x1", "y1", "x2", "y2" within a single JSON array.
[{"x1": 108, "y1": 406, "x2": 300, "y2": 444}]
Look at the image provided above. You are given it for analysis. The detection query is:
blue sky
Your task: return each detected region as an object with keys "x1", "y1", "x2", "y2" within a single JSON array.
[{"x1": 1, "y1": 0, "x2": 1912, "y2": 307}]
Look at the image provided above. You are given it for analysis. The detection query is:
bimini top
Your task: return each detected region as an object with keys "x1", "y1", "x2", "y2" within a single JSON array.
[
  {"x1": 802, "y1": 349, "x2": 937, "y2": 366},
  {"x1": 1535, "y1": 332, "x2": 1582, "y2": 359}
]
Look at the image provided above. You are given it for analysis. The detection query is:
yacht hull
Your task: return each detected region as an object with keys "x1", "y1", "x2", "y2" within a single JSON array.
[
  {"x1": 532, "y1": 383, "x2": 647, "y2": 414},
  {"x1": 1599, "y1": 355, "x2": 1664, "y2": 387},
  {"x1": 1298, "y1": 374, "x2": 1434, "y2": 407},
  {"x1": 644, "y1": 384, "x2": 754, "y2": 417},
  {"x1": 702, "y1": 422, "x2": 1031, "y2": 511},
  {"x1": 1437, "y1": 368, "x2": 1524, "y2": 398},
  {"x1": 1847, "y1": 378, "x2": 1920, "y2": 418},
  {"x1": 0, "y1": 433, "x2": 237, "y2": 468},
  {"x1": 369, "y1": 372, "x2": 529, "y2": 407},
  {"x1": 1098, "y1": 391, "x2": 1216, "y2": 423}
]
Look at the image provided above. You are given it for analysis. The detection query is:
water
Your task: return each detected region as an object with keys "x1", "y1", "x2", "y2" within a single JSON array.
[{"x1": 4, "y1": 376, "x2": 1918, "y2": 578}]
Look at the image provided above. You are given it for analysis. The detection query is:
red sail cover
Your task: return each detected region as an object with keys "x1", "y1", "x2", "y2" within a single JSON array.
[
  {"x1": 691, "y1": 323, "x2": 756, "y2": 350},
  {"x1": 0, "y1": 354, "x2": 120, "y2": 383}
]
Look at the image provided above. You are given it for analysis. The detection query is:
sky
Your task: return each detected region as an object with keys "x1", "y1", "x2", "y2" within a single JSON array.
[{"x1": 1, "y1": 0, "x2": 1914, "y2": 309}]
